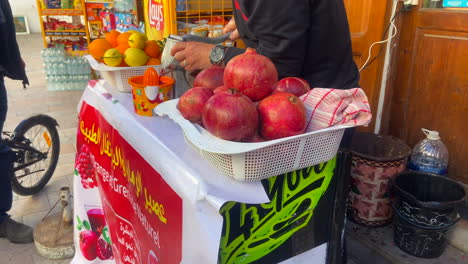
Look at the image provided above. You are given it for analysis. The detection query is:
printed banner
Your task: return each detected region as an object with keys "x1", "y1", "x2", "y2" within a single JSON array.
[
  {"x1": 218, "y1": 160, "x2": 337, "y2": 264},
  {"x1": 72, "y1": 102, "x2": 183, "y2": 264}
]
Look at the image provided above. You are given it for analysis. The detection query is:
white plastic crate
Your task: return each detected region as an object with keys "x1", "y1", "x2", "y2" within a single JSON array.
[
  {"x1": 155, "y1": 99, "x2": 350, "y2": 181},
  {"x1": 84, "y1": 55, "x2": 170, "y2": 93}
]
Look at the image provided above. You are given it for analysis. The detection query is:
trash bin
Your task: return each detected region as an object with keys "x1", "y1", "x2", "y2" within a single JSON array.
[
  {"x1": 393, "y1": 204, "x2": 460, "y2": 258},
  {"x1": 347, "y1": 132, "x2": 411, "y2": 227},
  {"x1": 392, "y1": 171, "x2": 466, "y2": 227},
  {"x1": 391, "y1": 171, "x2": 466, "y2": 258}
]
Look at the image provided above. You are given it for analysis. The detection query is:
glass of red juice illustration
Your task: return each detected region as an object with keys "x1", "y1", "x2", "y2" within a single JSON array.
[{"x1": 86, "y1": 207, "x2": 106, "y2": 234}]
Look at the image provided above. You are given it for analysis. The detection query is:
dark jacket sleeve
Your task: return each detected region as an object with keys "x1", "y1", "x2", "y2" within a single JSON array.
[
  {"x1": 0, "y1": 0, "x2": 29, "y2": 87},
  {"x1": 225, "y1": 0, "x2": 310, "y2": 79}
]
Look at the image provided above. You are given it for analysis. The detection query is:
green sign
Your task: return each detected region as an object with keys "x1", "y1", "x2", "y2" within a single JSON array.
[{"x1": 219, "y1": 157, "x2": 337, "y2": 264}]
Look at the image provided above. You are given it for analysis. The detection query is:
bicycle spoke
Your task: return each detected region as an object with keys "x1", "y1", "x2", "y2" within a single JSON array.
[
  {"x1": 28, "y1": 126, "x2": 41, "y2": 145},
  {"x1": 16, "y1": 124, "x2": 56, "y2": 188}
]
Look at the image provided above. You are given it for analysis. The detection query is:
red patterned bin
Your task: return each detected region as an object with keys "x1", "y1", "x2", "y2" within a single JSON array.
[{"x1": 347, "y1": 133, "x2": 411, "y2": 227}]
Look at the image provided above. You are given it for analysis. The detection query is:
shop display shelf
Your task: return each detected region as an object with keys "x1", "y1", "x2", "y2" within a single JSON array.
[
  {"x1": 41, "y1": 9, "x2": 84, "y2": 16},
  {"x1": 45, "y1": 30, "x2": 87, "y2": 36}
]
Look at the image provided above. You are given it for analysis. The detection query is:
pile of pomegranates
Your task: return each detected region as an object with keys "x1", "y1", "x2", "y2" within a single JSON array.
[{"x1": 177, "y1": 48, "x2": 311, "y2": 142}]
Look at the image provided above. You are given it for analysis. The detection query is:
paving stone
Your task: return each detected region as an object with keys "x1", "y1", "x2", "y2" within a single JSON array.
[
  {"x1": 53, "y1": 162, "x2": 75, "y2": 178},
  {"x1": 449, "y1": 219, "x2": 468, "y2": 253},
  {"x1": 10, "y1": 192, "x2": 51, "y2": 217},
  {"x1": 58, "y1": 153, "x2": 77, "y2": 166},
  {"x1": 346, "y1": 221, "x2": 468, "y2": 264},
  {"x1": 60, "y1": 143, "x2": 76, "y2": 155},
  {"x1": 41, "y1": 174, "x2": 73, "y2": 196}
]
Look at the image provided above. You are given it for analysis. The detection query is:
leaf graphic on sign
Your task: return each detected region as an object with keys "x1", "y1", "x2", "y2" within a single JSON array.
[
  {"x1": 102, "y1": 226, "x2": 112, "y2": 245},
  {"x1": 83, "y1": 220, "x2": 91, "y2": 231},
  {"x1": 76, "y1": 215, "x2": 83, "y2": 230}
]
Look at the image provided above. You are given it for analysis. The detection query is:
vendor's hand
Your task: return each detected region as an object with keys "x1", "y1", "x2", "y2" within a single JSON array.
[
  {"x1": 223, "y1": 18, "x2": 240, "y2": 41},
  {"x1": 171, "y1": 42, "x2": 214, "y2": 72}
]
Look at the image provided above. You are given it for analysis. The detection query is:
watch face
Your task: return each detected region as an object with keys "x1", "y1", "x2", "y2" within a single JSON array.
[{"x1": 211, "y1": 46, "x2": 224, "y2": 63}]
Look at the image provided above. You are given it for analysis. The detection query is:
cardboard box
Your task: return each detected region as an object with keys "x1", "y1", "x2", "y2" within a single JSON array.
[{"x1": 187, "y1": 0, "x2": 232, "y2": 11}]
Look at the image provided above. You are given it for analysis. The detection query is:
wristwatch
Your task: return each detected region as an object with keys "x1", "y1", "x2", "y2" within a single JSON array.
[{"x1": 209, "y1": 45, "x2": 229, "y2": 65}]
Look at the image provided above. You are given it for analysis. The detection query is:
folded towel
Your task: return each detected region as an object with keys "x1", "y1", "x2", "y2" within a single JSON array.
[{"x1": 300, "y1": 88, "x2": 372, "y2": 131}]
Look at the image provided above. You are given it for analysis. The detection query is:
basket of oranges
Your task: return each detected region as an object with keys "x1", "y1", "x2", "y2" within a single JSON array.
[{"x1": 85, "y1": 30, "x2": 168, "y2": 93}]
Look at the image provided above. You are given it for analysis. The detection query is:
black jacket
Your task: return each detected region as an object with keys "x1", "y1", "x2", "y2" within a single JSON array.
[
  {"x1": 224, "y1": 0, "x2": 359, "y2": 90},
  {"x1": 0, "y1": 0, "x2": 29, "y2": 87}
]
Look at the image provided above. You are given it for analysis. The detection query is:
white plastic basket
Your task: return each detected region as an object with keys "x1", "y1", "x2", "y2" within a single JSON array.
[
  {"x1": 155, "y1": 99, "x2": 351, "y2": 181},
  {"x1": 84, "y1": 55, "x2": 169, "y2": 93}
]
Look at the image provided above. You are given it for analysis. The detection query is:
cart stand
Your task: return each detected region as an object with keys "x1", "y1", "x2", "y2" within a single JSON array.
[{"x1": 70, "y1": 81, "x2": 349, "y2": 264}]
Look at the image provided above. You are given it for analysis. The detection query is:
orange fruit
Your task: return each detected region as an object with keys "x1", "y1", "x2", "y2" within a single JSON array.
[
  {"x1": 89, "y1": 38, "x2": 112, "y2": 62},
  {"x1": 105, "y1": 30, "x2": 120, "y2": 47},
  {"x1": 115, "y1": 43, "x2": 129, "y2": 55},
  {"x1": 145, "y1": 57, "x2": 161, "y2": 66},
  {"x1": 117, "y1": 32, "x2": 132, "y2": 46},
  {"x1": 144, "y1": 40, "x2": 161, "y2": 58},
  {"x1": 118, "y1": 61, "x2": 128, "y2": 67}
]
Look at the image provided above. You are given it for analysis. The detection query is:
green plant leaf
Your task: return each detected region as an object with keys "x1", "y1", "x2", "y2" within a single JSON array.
[
  {"x1": 83, "y1": 220, "x2": 91, "y2": 230},
  {"x1": 74, "y1": 169, "x2": 78, "y2": 176},
  {"x1": 76, "y1": 215, "x2": 82, "y2": 225}
]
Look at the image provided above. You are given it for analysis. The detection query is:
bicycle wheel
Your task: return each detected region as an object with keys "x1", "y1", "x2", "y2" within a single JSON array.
[{"x1": 11, "y1": 115, "x2": 60, "y2": 196}]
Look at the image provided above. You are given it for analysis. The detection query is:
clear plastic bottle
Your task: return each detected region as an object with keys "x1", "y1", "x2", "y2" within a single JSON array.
[{"x1": 409, "y1": 128, "x2": 449, "y2": 176}]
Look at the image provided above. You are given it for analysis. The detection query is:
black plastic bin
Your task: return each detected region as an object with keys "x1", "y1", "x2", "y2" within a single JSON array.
[
  {"x1": 391, "y1": 171, "x2": 466, "y2": 258},
  {"x1": 393, "y1": 204, "x2": 460, "y2": 258},
  {"x1": 392, "y1": 171, "x2": 466, "y2": 227}
]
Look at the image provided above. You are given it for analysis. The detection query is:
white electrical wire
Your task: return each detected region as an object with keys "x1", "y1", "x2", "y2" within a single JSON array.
[
  {"x1": 373, "y1": 0, "x2": 400, "y2": 134},
  {"x1": 359, "y1": 1, "x2": 399, "y2": 72}
]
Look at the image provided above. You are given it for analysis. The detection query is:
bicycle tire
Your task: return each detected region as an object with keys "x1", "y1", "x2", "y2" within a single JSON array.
[{"x1": 11, "y1": 115, "x2": 60, "y2": 196}]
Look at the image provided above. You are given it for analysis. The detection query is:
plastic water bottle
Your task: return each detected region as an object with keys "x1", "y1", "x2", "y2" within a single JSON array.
[{"x1": 409, "y1": 128, "x2": 449, "y2": 176}]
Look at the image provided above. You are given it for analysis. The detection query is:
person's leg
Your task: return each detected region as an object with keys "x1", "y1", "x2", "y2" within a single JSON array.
[
  {"x1": 0, "y1": 76, "x2": 33, "y2": 244},
  {"x1": 0, "y1": 76, "x2": 12, "y2": 224}
]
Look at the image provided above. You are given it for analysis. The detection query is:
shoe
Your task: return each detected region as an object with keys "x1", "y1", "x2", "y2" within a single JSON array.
[{"x1": 0, "y1": 216, "x2": 34, "y2": 244}]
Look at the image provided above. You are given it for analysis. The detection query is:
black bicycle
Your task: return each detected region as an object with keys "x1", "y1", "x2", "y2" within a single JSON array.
[{"x1": 2, "y1": 114, "x2": 60, "y2": 196}]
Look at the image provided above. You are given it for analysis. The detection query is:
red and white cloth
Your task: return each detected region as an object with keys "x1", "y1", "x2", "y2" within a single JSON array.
[{"x1": 300, "y1": 88, "x2": 372, "y2": 131}]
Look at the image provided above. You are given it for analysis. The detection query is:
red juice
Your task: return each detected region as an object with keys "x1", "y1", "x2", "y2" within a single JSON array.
[{"x1": 86, "y1": 208, "x2": 106, "y2": 234}]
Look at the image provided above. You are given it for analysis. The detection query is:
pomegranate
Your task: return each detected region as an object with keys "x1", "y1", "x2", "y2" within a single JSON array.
[
  {"x1": 79, "y1": 230, "x2": 99, "y2": 261},
  {"x1": 224, "y1": 48, "x2": 278, "y2": 102},
  {"x1": 273, "y1": 77, "x2": 311, "y2": 97},
  {"x1": 177, "y1": 87, "x2": 214, "y2": 124},
  {"x1": 213, "y1": 86, "x2": 228, "y2": 94},
  {"x1": 96, "y1": 235, "x2": 113, "y2": 260},
  {"x1": 247, "y1": 133, "x2": 266, "y2": 143},
  {"x1": 76, "y1": 144, "x2": 97, "y2": 189},
  {"x1": 258, "y1": 92, "x2": 307, "y2": 140},
  {"x1": 202, "y1": 89, "x2": 258, "y2": 142},
  {"x1": 193, "y1": 65, "x2": 224, "y2": 90}
]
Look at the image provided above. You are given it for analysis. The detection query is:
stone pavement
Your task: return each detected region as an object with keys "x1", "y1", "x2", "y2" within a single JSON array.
[
  {"x1": 1, "y1": 33, "x2": 80, "y2": 263},
  {"x1": 346, "y1": 221, "x2": 468, "y2": 264}
]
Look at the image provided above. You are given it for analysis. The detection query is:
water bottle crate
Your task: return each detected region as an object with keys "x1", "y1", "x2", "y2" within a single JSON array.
[
  {"x1": 47, "y1": 81, "x2": 88, "y2": 91},
  {"x1": 46, "y1": 73, "x2": 91, "y2": 91}
]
